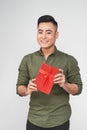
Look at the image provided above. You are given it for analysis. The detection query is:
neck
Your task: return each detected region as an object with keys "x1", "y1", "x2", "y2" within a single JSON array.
[{"x1": 41, "y1": 46, "x2": 55, "y2": 59}]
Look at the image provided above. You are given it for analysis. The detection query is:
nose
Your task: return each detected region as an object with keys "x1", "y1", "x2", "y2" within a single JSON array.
[{"x1": 42, "y1": 32, "x2": 46, "y2": 39}]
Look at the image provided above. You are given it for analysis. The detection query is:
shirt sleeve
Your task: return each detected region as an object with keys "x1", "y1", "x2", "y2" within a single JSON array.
[
  {"x1": 66, "y1": 56, "x2": 83, "y2": 95},
  {"x1": 16, "y1": 56, "x2": 30, "y2": 90}
]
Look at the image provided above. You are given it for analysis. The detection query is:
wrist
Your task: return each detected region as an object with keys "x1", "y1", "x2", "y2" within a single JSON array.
[{"x1": 61, "y1": 82, "x2": 68, "y2": 88}]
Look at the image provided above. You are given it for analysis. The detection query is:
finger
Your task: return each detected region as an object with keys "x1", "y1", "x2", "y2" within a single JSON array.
[
  {"x1": 29, "y1": 80, "x2": 37, "y2": 87},
  {"x1": 54, "y1": 73, "x2": 63, "y2": 78},
  {"x1": 53, "y1": 76, "x2": 62, "y2": 82},
  {"x1": 29, "y1": 78, "x2": 36, "y2": 83},
  {"x1": 59, "y1": 69, "x2": 64, "y2": 74},
  {"x1": 29, "y1": 85, "x2": 37, "y2": 90},
  {"x1": 31, "y1": 78, "x2": 36, "y2": 82},
  {"x1": 54, "y1": 78, "x2": 65, "y2": 85},
  {"x1": 53, "y1": 74, "x2": 65, "y2": 83}
]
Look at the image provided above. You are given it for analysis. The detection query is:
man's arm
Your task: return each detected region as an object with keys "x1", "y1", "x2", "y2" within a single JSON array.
[
  {"x1": 61, "y1": 82, "x2": 79, "y2": 95},
  {"x1": 17, "y1": 79, "x2": 37, "y2": 96},
  {"x1": 53, "y1": 69, "x2": 81, "y2": 95}
]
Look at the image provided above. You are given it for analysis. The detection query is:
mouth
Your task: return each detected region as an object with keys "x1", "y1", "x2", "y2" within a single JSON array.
[{"x1": 41, "y1": 40, "x2": 48, "y2": 44}]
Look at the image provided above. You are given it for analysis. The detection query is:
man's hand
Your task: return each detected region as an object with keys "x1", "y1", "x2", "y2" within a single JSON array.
[
  {"x1": 17, "y1": 79, "x2": 37, "y2": 96},
  {"x1": 53, "y1": 69, "x2": 66, "y2": 88},
  {"x1": 53, "y1": 69, "x2": 79, "y2": 94},
  {"x1": 27, "y1": 79, "x2": 37, "y2": 95}
]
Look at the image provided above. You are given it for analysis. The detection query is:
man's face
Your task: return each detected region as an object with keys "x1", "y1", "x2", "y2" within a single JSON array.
[{"x1": 37, "y1": 22, "x2": 58, "y2": 49}]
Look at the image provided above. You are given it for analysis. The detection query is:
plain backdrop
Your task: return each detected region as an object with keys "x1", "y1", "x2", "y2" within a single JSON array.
[{"x1": 0, "y1": 0, "x2": 87, "y2": 130}]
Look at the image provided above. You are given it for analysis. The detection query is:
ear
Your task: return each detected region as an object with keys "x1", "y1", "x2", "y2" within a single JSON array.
[{"x1": 56, "y1": 31, "x2": 59, "y2": 39}]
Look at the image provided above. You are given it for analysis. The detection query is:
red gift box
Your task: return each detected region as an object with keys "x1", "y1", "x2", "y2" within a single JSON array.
[{"x1": 35, "y1": 63, "x2": 59, "y2": 95}]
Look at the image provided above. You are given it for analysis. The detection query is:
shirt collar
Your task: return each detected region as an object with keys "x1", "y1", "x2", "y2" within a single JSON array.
[{"x1": 38, "y1": 46, "x2": 58, "y2": 56}]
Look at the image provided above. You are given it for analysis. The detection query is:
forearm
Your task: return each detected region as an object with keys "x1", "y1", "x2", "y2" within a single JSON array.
[{"x1": 62, "y1": 82, "x2": 79, "y2": 95}]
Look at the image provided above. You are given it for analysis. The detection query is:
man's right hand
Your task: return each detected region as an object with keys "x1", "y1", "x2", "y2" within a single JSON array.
[{"x1": 17, "y1": 79, "x2": 37, "y2": 96}]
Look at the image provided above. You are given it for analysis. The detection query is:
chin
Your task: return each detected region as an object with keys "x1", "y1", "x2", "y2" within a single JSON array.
[{"x1": 41, "y1": 46, "x2": 51, "y2": 49}]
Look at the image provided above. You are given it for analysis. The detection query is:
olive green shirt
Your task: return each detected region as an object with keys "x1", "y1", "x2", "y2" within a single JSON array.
[{"x1": 16, "y1": 46, "x2": 82, "y2": 128}]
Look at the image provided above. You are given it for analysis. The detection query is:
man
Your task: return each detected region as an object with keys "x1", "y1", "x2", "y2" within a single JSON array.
[{"x1": 16, "y1": 15, "x2": 82, "y2": 130}]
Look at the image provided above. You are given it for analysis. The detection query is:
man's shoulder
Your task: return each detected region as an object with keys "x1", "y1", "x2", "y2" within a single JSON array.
[
  {"x1": 57, "y1": 50, "x2": 72, "y2": 57},
  {"x1": 24, "y1": 50, "x2": 39, "y2": 58},
  {"x1": 57, "y1": 50, "x2": 77, "y2": 62}
]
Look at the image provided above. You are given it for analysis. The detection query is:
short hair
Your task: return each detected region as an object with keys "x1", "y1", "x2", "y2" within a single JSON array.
[{"x1": 37, "y1": 15, "x2": 58, "y2": 31}]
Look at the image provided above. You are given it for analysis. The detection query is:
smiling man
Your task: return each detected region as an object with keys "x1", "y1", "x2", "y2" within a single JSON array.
[
  {"x1": 37, "y1": 22, "x2": 58, "y2": 59},
  {"x1": 16, "y1": 15, "x2": 83, "y2": 130}
]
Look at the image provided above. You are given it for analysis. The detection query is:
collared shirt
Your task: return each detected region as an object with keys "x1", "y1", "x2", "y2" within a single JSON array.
[{"x1": 16, "y1": 46, "x2": 82, "y2": 128}]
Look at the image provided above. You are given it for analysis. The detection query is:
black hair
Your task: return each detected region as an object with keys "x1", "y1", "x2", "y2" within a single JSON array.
[{"x1": 37, "y1": 15, "x2": 58, "y2": 31}]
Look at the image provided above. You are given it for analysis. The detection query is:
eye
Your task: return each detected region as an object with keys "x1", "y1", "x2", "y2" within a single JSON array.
[
  {"x1": 38, "y1": 31, "x2": 42, "y2": 34},
  {"x1": 46, "y1": 30, "x2": 52, "y2": 34},
  {"x1": 47, "y1": 32, "x2": 51, "y2": 34}
]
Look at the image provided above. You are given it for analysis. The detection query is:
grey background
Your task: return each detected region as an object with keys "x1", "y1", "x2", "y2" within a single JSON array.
[{"x1": 0, "y1": 0, "x2": 87, "y2": 130}]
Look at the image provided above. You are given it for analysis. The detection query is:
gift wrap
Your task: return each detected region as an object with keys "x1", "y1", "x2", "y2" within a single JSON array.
[{"x1": 35, "y1": 63, "x2": 59, "y2": 95}]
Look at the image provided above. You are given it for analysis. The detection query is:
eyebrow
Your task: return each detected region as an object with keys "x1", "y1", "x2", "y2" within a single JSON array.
[{"x1": 38, "y1": 29, "x2": 53, "y2": 32}]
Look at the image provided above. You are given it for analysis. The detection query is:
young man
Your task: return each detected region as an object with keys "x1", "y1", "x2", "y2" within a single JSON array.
[{"x1": 16, "y1": 15, "x2": 83, "y2": 130}]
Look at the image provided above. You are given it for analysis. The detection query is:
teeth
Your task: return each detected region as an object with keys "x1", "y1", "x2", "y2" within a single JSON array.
[{"x1": 42, "y1": 41, "x2": 47, "y2": 43}]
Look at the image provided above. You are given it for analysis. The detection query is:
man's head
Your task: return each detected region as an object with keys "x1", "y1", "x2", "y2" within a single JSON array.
[
  {"x1": 37, "y1": 15, "x2": 58, "y2": 31},
  {"x1": 37, "y1": 15, "x2": 59, "y2": 50}
]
